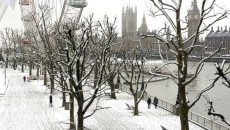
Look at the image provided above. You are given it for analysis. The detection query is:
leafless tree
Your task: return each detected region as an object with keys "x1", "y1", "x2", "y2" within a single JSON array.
[
  {"x1": 200, "y1": 60, "x2": 230, "y2": 127},
  {"x1": 54, "y1": 15, "x2": 118, "y2": 129},
  {"x1": 119, "y1": 48, "x2": 152, "y2": 115},
  {"x1": 0, "y1": 28, "x2": 14, "y2": 68},
  {"x1": 143, "y1": 0, "x2": 229, "y2": 129},
  {"x1": 90, "y1": 15, "x2": 120, "y2": 99}
]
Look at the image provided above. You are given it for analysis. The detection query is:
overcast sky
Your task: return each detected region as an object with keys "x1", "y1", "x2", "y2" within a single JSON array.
[{"x1": 0, "y1": 0, "x2": 230, "y2": 38}]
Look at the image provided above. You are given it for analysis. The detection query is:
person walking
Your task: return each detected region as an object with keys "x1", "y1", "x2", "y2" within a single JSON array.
[
  {"x1": 23, "y1": 76, "x2": 26, "y2": 82},
  {"x1": 27, "y1": 77, "x2": 30, "y2": 82},
  {"x1": 153, "y1": 96, "x2": 158, "y2": 109},
  {"x1": 49, "y1": 95, "x2": 53, "y2": 107},
  {"x1": 147, "y1": 97, "x2": 151, "y2": 109}
]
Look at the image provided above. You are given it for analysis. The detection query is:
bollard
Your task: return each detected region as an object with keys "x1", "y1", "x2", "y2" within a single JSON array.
[
  {"x1": 172, "y1": 105, "x2": 180, "y2": 115},
  {"x1": 65, "y1": 102, "x2": 70, "y2": 110}
]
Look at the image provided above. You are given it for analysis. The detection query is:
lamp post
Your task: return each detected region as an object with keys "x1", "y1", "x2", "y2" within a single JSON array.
[{"x1": 4, "y1": 55, "x2": 6, "y2": 85}]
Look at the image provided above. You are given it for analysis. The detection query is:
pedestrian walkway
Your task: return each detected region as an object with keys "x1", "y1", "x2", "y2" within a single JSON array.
[
  {"x1": 0, "y1": 69, "x2": 63, "y2": 130},
  {"x1": 0, "y1": 68, "x2": 204, "y2": 130}
]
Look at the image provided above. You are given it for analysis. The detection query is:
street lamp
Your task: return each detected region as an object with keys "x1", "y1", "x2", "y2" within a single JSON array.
[{"x1": 4, "y1": 55, "x2": 6, "y2": 85}]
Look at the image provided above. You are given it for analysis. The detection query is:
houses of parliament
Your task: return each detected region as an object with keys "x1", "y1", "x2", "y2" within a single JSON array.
[{"x1": 120, "y1": 0, "x2": 230, "y2": 56}]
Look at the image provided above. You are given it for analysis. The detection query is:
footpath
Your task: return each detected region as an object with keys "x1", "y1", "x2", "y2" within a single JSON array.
[{"x1": 0, "y1": 68, "x2": 204, "y2": 130}]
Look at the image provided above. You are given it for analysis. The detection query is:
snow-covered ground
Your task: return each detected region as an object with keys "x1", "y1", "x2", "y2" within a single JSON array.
[{"x1": 0, "y1": 67, "x2": 204, "y2": 130}]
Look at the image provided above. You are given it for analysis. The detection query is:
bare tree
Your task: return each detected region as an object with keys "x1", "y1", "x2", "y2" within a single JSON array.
[
  {"x1": 119, "y1": 48, "x2": 151, "y2": 115},
  {"x1": 90, "y1": 15, "x2": 120, "y2": 99},
  {"x1": 0, "y1": 28, "x2": 14, "y2": 68},
  {"x1": 54, "y1": 15, "x2": 118, "y2": 129},
  {"x1": 200, "y1": 60, "x2": 230, "y2": 127},
  {"x1": 143, "y1": 0, "x2": 229, "y2": 129}
]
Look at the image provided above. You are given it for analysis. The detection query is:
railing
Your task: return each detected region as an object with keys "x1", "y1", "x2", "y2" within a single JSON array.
[
  {"x1": 119, "y1": 85, "x2": 230, "y2": 130},
  {"x1": 188, "y1": 111, "x2": 230, "y2": 130}
]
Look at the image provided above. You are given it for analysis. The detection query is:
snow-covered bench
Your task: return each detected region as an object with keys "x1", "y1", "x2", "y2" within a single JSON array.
[
  {"x1": 161, "y1": 125, "x2": 167, "y2": 130},
  {"x1": 125, "y1": 103, "x2": 134, "y2": 110}
]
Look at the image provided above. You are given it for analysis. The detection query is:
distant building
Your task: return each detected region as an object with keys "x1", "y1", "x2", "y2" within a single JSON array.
[
  {"x1": 119, "y1": 0, "x2": 203, "y2": 53},
  {"x1": 188, "y1": 0, "x2": 200, "y2": 40},
  {"x1": 205, "y1": 26, "x2": 230, "y2": 55},
  {"x1": 122, "y1": 6, "x2": 137, "y2": 41},
  {"x1": 121, "y1": 6, "x2": 157, "y2": 51}
]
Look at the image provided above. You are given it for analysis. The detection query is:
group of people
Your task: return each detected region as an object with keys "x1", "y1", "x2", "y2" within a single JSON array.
[{"x1": 147, "y1": 96, "x2": 158, "y2": 109}]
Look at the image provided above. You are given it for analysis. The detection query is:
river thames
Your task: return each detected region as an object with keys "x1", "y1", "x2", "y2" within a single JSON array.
[
  {"x1": 122, "y1": 61, "x2": 230, "y2": 126},
  {"x1": 146, "y1": 61, "x2": 230, "y2": 125}
]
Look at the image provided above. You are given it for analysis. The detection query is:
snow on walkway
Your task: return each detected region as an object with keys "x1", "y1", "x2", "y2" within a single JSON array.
[
  {"x1": 0, "y1": 68, "x2": 64, "y2": 130},
  {"x1": 0, "y1": 68, "x2": 204, "y2": 130}
]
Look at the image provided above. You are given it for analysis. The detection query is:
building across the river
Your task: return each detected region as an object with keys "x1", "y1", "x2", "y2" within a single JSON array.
[{"x1": 205, "y1": 26, "x2": 230, "y2": 56}]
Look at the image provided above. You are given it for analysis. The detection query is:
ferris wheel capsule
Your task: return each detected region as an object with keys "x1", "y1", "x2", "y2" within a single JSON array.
[
  {"x1": 19, "y1": 0, "x2": 34, "y2": 6},
  {"x1": 69, "y1": 0, "x2": 88, "y2": 8},
  {"x1": 22, "y1": 38, "x2": 30, "y2": 44}
]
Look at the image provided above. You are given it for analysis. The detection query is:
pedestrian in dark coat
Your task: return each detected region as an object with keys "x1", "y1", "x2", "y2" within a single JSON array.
[
  {"x1": 154, "y1": 97, "x2": 158, "y2": 109},
  {"x1": 147, "y1": 97, "x2": 151, "y2": 109},
  {"x1": 49, "y1": 95, "x2": 53, "y2": 107},
  {"x1": 23, "y1": 76, "x2": 26, "y2": 82}
]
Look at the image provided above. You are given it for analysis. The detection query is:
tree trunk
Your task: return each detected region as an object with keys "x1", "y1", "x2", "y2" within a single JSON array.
[
  {"x1": 50, "y1": 75, "x2": 54, "y2": 94},
  {"x1": 107, "y1": 76, "x2": 116, "y2": 99},
  {"x1": 29, "y1": 63, "x2": 32, "y2": 76},
  {"x1": 134, "y1": 95, "x2": 139, "y2": 115},
  {"x1": 21, "y1": 64, "x2": 24, "y2": 72},
  {"x1": 50, "y1": 64, "x2": 55, "y2": 94},
  {"x1": 37, "y1": 66, "x2": 39, "y2": 77},
  {"x1": 77, "y1": 105, "x2": 84, "y2": 130},
  {"x1": 110, "y1": 84, "x2": 116, "y2": 99},
  {"x1": 61, "y1": 77, "x2": 66, "y2": 107},
  {"x1": 33, "y1": 62, "x2": 35, "y2": 69},
  {"x1": 70, "y1": 93, "x2": 75, "y2": 129},
  {"x1": 94, "y1": 62, "x2": 98, "y2": 89},
  {"x1": 179, "y1": 85, "x2": 189, "y2": 130},
  {"x1": 6, "y1": 57, "x2": 8, "y2": 68},
  {"x1": 44, "y1": 65, "x2": 47, "y2": 86},
  {"x1": 13, "y1": 59, "x2": 16, "y2": 70}
]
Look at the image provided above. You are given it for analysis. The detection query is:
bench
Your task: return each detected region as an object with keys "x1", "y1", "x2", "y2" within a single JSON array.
[
  {"x1": 125, "y1": 103, "x2": 134, "y2": 110},
  {"x1": 161, "y1": 125, "x2": 167, "y2": 130}
]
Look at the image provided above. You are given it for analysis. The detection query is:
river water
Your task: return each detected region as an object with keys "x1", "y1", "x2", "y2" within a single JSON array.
[{"x1": 122, "y1": 61, "x2": 230, "y2": 125}]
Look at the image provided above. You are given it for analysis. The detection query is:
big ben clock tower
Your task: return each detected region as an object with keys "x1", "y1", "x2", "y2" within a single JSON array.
[{"x1": 188, "y1": 0, "x2": 200, "y2": 40}]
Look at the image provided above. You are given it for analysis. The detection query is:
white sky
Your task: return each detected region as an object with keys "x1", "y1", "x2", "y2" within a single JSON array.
[{"x1": 0, "y1": 0, "x2": 230, "y2": 38}]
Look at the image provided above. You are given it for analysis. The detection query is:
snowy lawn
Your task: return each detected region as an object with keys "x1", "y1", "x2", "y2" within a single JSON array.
[{"x1": 0, "y1": 68, "x2": 204, "y2": 130}]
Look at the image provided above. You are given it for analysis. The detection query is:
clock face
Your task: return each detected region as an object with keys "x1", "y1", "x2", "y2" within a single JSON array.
[{"x1": 194, "y1": 15, "x2": 199, "y2": 19}]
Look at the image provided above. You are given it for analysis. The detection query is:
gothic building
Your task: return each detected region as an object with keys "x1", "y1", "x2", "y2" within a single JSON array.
[
  {"x1": 188, "y1": 0, "x2": 200, "y2": 40},
  {"x1": 121, "y1": 6, "x2": 157, "y2": 51},
  {"x1": 119, "y1": 0, "x2": 203, "y2": 53},
  {"x1": 205, "y1": 26, "x2": 230, "y2": 55},
  {"x1": 187, "y1": 0, "x2": 203, "y2": 55},
  {"x1": 122, "y1": 6, "x2": 137, "y2": 41}
]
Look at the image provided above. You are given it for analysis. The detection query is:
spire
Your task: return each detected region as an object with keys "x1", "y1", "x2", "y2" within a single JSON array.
[
  {"x1": 216, "y1": 26, "x2": 220, "y2": 32},
  {"x1": 142, "y1": 12, "x2": 146, "y2": 25},
  {"x1": 224, "y1": 26, "x2": 228, "y2": 32},
  {"x1": 189, "y1": 0, "x2": 199, "y2": 11},
  {"x1": 167, "y1": 26, "x2": 170, "y2": 34},
  {"x1": 192, "y1": 0, "x2": 197, "y2": 6},
  {"x1": 135, "y1": 5, "x2": 137, "y2": 13},
  {"x1": 139, "y1": 12, "x2": 148, "y2": 33},
  {"x1": 166, "y1": 26, "x2": 171, "y2": 40},
  {"x1": 210, "y1": 27, "x2": 214, "y2": 33}
]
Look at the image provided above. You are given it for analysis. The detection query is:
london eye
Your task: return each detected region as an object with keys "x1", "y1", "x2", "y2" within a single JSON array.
[{"x1": 19, "y1": 0, "x2": 87, "y2": 35}]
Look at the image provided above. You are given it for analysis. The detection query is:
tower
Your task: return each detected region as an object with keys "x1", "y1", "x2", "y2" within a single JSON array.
[
  {"x1": 122, "y1": 5, "x2": 137, "y2": 41},
  {"x1": 188, "y1": 0, "x2": 200, "y2": 40},
  {"x1": 166, "y1": 26, "x2": 171, "y2": 41},
  {"x1": 139, "y1": 12, "x2": 148, "y2": 34}
]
